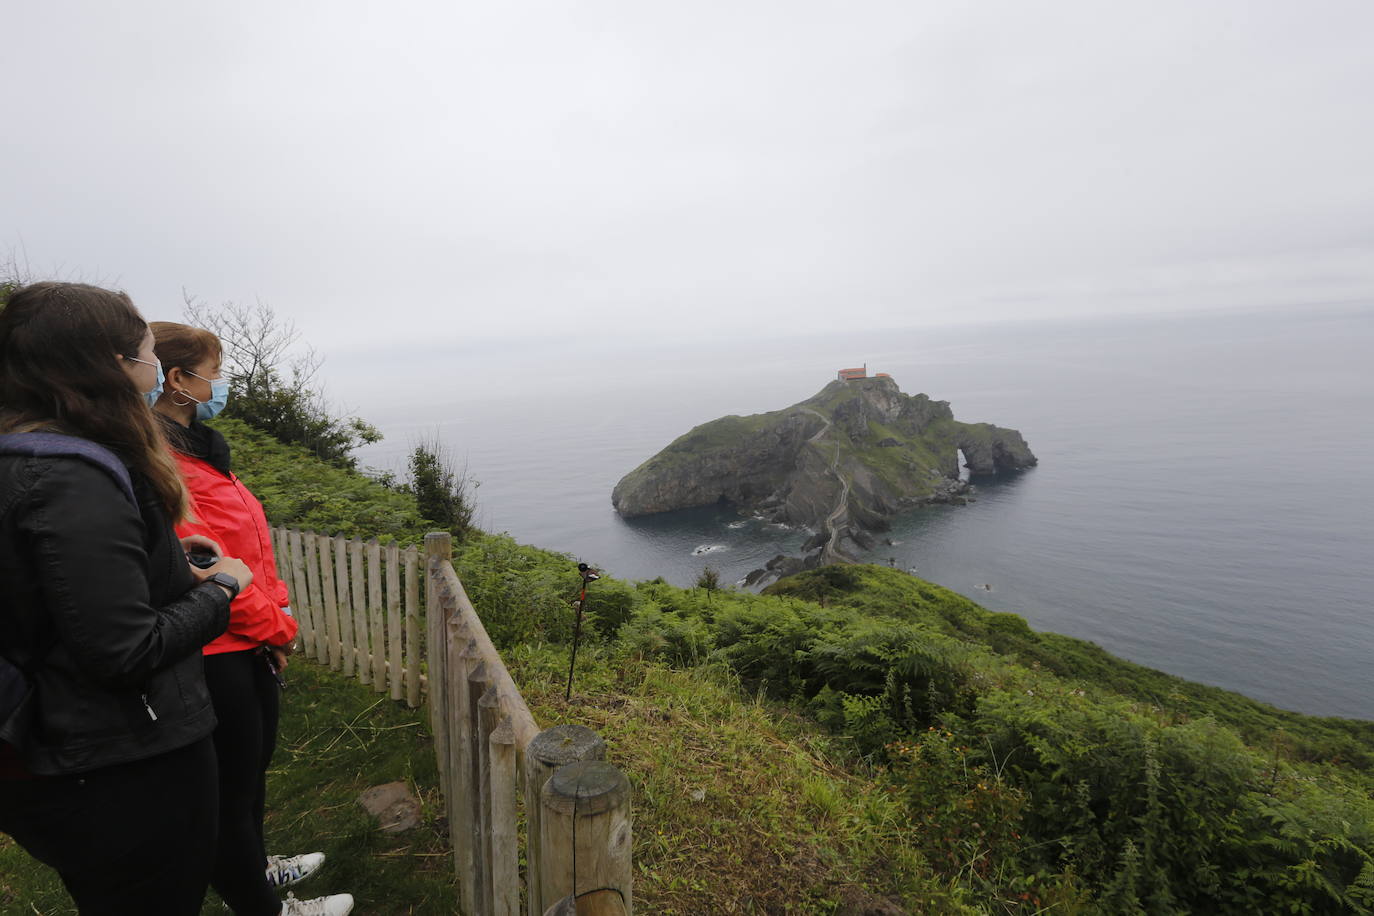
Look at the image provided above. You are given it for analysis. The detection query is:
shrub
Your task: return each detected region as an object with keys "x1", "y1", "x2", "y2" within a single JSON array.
[
  {"x1": 215, "y1": 417, "x2": 432, "y2": 540},
  {"x1": 452, "y1": 534, "x2": 582, "y2": 648},
  {"x1": 695, "y1": 565, "x2": 721, "y2": 593},
  {"x1": 185, "y1": 295, "x2": 380, "y2": 466},
  {"x1": 618, "y1": 603, "x2": 715, "y2": 665},
  {"x1": 404, "y1": 436, "x2": 477, "y2": 543}
]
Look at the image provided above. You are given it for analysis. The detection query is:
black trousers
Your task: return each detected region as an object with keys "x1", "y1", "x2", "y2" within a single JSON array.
[
  {"x1": 0, "y1": 736, "x2": 219, "y2": 914},
  {"x1": 204, "y1": 649, "x2": 283, "y2": 916}
]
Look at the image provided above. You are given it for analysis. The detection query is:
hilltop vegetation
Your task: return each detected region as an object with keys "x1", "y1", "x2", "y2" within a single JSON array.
[
  {"x1": 610, "y1": 375, "x2": 1036, "y2": 531},
  {"x1": 209, "y1": 419, "x2": 1374, "y2": 914}
]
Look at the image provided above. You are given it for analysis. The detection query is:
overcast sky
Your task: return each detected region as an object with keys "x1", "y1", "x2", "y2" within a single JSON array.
[{"x1": 4, "y1": 0, "x2": 1373, "y2": 364}]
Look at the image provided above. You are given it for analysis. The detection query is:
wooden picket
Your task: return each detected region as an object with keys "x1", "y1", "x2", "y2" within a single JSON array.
[
  {"x1": 271, "y1": 528, "x2": 427, "y2": 707},
  {"x1": 269, "y1": 527, "x2": 633, "y2": 915}
]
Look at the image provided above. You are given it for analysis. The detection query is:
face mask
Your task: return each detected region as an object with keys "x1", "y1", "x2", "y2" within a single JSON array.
[
  {"x1": 125, "y1": 356, "x2": 164, "y2": 407},
  {"x1": 186, "y1": 371, "x2": 230, "y2": 420}
]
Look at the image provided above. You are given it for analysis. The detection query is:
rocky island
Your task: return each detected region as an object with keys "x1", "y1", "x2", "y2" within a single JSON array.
[{"x1": 612, "y1": 370, "x2": 1035, "y2": 577}]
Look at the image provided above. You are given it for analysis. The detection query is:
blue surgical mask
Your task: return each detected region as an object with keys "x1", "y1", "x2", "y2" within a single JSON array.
[
  {"x1": 125, "y1": 356, "x2": 164, "y2": 407},
  {"x1": 187, "y1": 371, "x2": 230, "y2": 420}
]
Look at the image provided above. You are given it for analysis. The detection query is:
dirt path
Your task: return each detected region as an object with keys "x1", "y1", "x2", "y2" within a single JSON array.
[
  {"x1": 799, "y1": 406, "x2": 831, "y2": 444},
  {"x1": 797, "y1": 408, "x2": 852, "y2": 564}
]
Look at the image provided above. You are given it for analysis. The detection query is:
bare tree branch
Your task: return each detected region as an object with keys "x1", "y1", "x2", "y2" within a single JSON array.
[
  {"x1": 182, "y1": 291, "x2": 304, "y2": 394},
  {"x1": 178, "y1": 290, "x2": 379, "y2": 466}
]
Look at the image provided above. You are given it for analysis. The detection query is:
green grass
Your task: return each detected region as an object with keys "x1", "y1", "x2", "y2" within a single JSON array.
[
  {"x1": 507, "y1": 642, "x2": 970, "y2": 914},
  {"x1": 617, "y1": 410, "x2": 783, "y2": 483},
  {"x1": 1, "y1": 663, "x2": 456, "y2": 915},
  {"x1": 800, "y1": 380, "x2": 856, "y2": 413},
  {"x1": 767, "y1": 564, "x2": 1374, "y2": 776},
  {"x1": 253, "y1": 664, "x2": 455, "y2": 914},
  {"x1": 211, "y1": 416, "x2": 436, "y2": 542}
]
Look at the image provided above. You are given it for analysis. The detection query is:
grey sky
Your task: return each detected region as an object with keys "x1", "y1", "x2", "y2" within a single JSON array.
[{"x1": 4, "y1": 0, "x2": 1373, "y2": 365}]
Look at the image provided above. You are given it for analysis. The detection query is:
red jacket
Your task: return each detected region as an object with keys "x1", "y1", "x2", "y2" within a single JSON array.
[{"x1": 171, "y1": 450, "x2": 297, "y2": 655}]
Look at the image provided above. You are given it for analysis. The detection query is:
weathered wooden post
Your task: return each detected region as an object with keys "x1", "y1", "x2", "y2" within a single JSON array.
[
  {"x1": 525, "y1": 726, "x2": 607, "y2": 916},
  {"x1": 366, "y1": 539, "x2": 385, "y2": 692},
  {"x1": 465, "y1": 658, "x2": 491, "y2": 911},
  {"x1": 539, "y1": 761, "x2": 632, "y2": 916},
  {"x1": 489, "y1": 714, "x2": 519, "y2": 916},
  {"x1": 286, "y1": 530, "x2": 314, "y2": 658},
  {"x1": 477, "y1": 685, "x2": 504, "y2": 914},
  {"x1": 270, "y1": 527, "x2": 290, "y2": 606},
  {"x1": 318, "y1": 534, "x2": 341, "y2": 669},
  {"x1": 349, "y1": 538, "x2": 368, "y2": 684},
  {"x1": 424, "y1": 533, "x2": 452, "y2": 802},
  {"x1": 303, "y1": 531, "x2": 327, "y2": 664},
  {"x1": 385, "y1": 541, "x2": 402, "y2": 700},
  {"x1": 448, "y1": 637, "x2": 479, "y2": 916},
  {"x1": 333, "y1": 535, "x2": 353, "y2": 677},
  {"x1": 404, "y1": 544, "x2": 421, "y2": 707}
]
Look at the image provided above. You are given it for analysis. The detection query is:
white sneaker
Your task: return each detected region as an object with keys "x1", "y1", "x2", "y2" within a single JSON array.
[
  {"x1": 265, "y1": 852, "x2": 326, "y2": 888},
  {"x1": 280, "y1": 892, "x2": 354, "y2": 916}
]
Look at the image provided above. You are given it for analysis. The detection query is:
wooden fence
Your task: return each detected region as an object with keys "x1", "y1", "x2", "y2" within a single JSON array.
[{"x1": 269, "y1": 527, "x2": 632, "y2": 916}]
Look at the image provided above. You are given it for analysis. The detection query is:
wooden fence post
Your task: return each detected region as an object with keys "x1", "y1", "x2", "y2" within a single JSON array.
[
  {"x1": 286, "y1": 530, "x2": 314, "y2": 659},
  {"x1": 404, "y1": 545, "x2": 421, "y2": 707},
  {"x1": 489, "y1": 714, "x2": 519, "y2": 916},
  {"x1": 349, "y1": 538, "x2": 368, "y2": 685},
  {"x1": 478, "y1": 685, "x2": 502, "y2": 915},
  {"x1": 299, "y1": 531, "x2": 320, "y2": 662},
  {"x1": 366, "y1": 539, "x2": 385, "y2": 692},
  {"x1": 525, "y1": 726, "x2": 607, "y2": 916},
  {"x1": 448, "y1": 637, "x2": 479, "y2": 916},
  {"x1": 465, "y1": 659, "x2": 491, "y2": 911},
  {"x1": 539, "y1": 762, "x2": 632, "y2": 916},
  {"x1": 270, "y1": 527, "x2": 290, "y2": 607},
  {"x1": 333, "y1": 535, "x2": 353, "y2": 677},
  {"x1": 325, "y1": 534, "x2": 346, "y2": 669},
  {"x1": 309, "y1": 535, "x2": 332, "y2": 666},
  {"x1": 424, "y1": 533, "x2": 452, "y2": 803},
  {"x1": 386, "y1": 542, "x2": 402, "y2": 701}
]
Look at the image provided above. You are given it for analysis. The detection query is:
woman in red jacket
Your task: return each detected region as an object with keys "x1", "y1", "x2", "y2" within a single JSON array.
[{"x1": 151, "y1": 322, "x2": 352, "y2": 916}]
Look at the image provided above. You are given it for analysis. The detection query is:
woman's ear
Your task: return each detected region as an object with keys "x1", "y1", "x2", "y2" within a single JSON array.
[{"x1": 164, "y1": 365, "x2": 190, "y2": 391}]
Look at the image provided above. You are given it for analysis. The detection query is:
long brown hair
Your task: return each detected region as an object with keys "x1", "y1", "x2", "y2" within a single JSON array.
[{"x1": 0, "y1": 282, "x2": 190, "y2": 521}]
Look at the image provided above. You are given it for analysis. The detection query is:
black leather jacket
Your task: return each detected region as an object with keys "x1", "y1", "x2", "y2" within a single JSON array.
[{"x1": 0, "y1": 453, "x2": 230, "y2": 775}]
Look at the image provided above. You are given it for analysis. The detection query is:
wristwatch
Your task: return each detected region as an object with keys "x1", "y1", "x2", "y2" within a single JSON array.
[{"x1": 206, "y1": 572, "x2": 241, "y2": 601}]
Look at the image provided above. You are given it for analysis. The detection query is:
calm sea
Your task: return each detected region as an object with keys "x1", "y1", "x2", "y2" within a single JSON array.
[{"x1": 353, "y1": 305, "x2": 1374, "y2": 719}]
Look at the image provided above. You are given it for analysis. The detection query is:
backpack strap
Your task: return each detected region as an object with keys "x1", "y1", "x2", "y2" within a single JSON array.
[
  {"x1": 0, "y1": 432, "x2": 138, "y2": 748},
  {"x1": 0, "y1": 432, "x2": 137, "y2": 506}
]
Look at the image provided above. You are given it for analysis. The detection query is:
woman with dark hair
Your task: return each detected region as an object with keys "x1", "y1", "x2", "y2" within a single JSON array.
[
  {"x1": 0, "y1": 282, "x2": 247, "y2": 913},
  {"x1": 151, "y1": 321, "x2": 353, "y2": 916}
]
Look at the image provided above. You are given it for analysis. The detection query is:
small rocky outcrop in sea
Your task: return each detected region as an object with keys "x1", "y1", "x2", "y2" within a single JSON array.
[{"x1": 612, "y1": 374, "x2": 1035, "y2": 580}]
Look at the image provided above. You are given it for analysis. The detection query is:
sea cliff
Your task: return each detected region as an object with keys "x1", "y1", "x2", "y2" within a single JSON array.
[{"x1": 612, "y1": 374, "x2": 1035, "y2": 565}]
